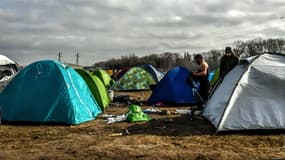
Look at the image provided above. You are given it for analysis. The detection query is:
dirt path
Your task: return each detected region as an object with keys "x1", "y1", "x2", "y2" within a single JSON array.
[{"x1": 0, "y1": 92, "x2": 284, "y2": 160}]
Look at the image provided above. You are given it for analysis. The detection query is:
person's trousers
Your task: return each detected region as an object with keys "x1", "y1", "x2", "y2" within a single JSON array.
[{"x1": 198, "y1": 81, "x2": 210, "y2": 103}]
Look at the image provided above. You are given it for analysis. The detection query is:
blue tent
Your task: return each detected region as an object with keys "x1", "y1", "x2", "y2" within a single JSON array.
[
  {"x1": 148, "y1": 66, "x2": 201, "y2": 105},
  {"x1": 0, "y1": 60, "x2": 102, "y2": 125}
]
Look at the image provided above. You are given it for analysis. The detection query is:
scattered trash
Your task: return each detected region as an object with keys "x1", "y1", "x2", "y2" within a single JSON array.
[
  {"x1": 106, "y1": 114, "x2": 128, "y2": 124},
  {"x1": 109, "y1": 133, "x2": 123, "y2": 137},
  {"x1": 175, "y1": 109, "x2": 191, "y2": 115},
  {"x1": 193, "y1": 110, "x2": 202, "y2": 116},
  {"x1": 104, "y1": 104, "x2": 151, "y2": 124},
  {"x1": 143, "y1": 107, "x2": 162, "y2": 114},
  {"x1": 101, "y1": 114, "x2": 115, "y2": 118},
  {"x1": 109, "y1": 129, "x2": 130, "y2": 137}
]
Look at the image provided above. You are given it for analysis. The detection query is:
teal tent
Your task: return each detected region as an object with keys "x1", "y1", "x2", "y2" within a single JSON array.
[{"x1": 0, "y1": 60, "x2": 102, "y2": 125}]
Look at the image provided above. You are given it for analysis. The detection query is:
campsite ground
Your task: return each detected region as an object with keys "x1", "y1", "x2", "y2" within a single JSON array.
[{"x1": 0, "y1": 91, "x2": 284, "y2": 160}]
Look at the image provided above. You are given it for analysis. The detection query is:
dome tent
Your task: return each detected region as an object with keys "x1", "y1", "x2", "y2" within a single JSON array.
[
  {"x1": 92, "y1": 69, "x2": 113, "y2": 88},
  {"x1": 112, "y1": 66, "x2": 156, "y2": 91},
  {"x1": 148, "y1": 66, "x2": 201, "y2": 105},
  {"x1": 111, "y1": 68, "x2": 130, "y2": 81},
  {"x1": 0, "y1": 54, "x2": 16, "y2": 66},
  {"x1": 0, "y1": 60, "x2": 101, "y2": 125},
  {"x1": 76, "y1": 69, "x2": 110, "y2": 110},
  {"x1": 204, "y1": 53, "x2": 285, "y2": 132}
]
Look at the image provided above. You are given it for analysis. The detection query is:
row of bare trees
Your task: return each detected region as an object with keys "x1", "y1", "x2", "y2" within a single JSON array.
[{"x1": 93, "y1": 38, "x2": 285, "y2": 72}]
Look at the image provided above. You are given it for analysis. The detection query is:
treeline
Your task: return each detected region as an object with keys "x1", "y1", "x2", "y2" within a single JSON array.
[{"x1": 94, "y1": 38, "x2": 285, "y2": 72}]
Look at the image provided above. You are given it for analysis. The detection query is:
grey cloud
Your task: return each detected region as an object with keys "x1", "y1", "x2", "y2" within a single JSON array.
[{"x1": 0, "y1": 0, "x2": 284, "y2": 65}]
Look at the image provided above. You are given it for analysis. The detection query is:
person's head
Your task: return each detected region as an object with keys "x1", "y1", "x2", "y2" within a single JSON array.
[
  {"x1": 225, "y1": 47, "x2": 233, "y2": 56},
  {"x1": 194, "y1": 54, "x2": 203, "y2": 65}
]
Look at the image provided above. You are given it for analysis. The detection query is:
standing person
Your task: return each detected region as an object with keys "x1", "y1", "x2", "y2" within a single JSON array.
[
  {"x1": 219, "y1": 47, "x2": 239, "y2": 79},
  {"x1": 189, "y1": 54, "x2": 210, "y2": 118},
  {"x1": 192, "y1": 54, "x2": 210, "y2": 103}
]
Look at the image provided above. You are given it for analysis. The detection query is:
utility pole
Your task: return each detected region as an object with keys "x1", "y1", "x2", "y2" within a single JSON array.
[
  {"x1": 275, "y1": 39, "x2": 281, "y2": 53},
  {"x1": 75, "y1": 52, "x2": 80, "y2": 65},
  {"x1": 57, "y1": 52, "x2": 62, "y2": 62}
]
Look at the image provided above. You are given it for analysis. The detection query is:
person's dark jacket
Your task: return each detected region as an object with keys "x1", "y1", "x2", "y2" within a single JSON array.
[{"x1": 219, "y1": 54, "x2": 239, "y2": 78}]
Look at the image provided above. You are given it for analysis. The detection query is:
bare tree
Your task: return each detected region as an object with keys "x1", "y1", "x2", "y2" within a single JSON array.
[{"x1": 93, "y1": 38, "x2": 285, "y2": 72}]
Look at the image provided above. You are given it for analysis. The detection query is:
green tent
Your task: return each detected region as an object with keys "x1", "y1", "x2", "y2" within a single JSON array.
[
  {"x1": 93, "y1": 69, "x2": 113, "y2": 88},
  {"x1": 112, "y1": 67, "x2": 156, "y2": 91},
  {"x1": 210, "y1": 67, "x2": 220, "y2": 86},
  {"x1": 76, "y1": 69, "x2": 110, "y2": 110}
]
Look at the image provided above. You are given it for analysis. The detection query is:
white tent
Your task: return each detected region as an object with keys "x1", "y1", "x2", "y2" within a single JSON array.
[
  {"x1": 0, "y1": 55, "x2": 18, "y2": 92},
  {"x1": 0, "y1": 54, "x2": 17, "y2": 76},
  {"x1": 203, "y1": 53, "x2": 285, "y2": 132},
  {"x1": 0, "y1": 55, "x2": 16, "y2": 65}
]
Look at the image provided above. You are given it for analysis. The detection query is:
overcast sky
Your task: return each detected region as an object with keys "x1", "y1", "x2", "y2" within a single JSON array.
[{"x1": 0, "y1": 0, "x2": 284, "y2": 66}]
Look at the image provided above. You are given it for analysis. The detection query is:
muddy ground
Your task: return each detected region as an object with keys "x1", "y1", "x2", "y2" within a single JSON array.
[{"x1": 0, "y1": 91, "x2": 284, "y2": 160}]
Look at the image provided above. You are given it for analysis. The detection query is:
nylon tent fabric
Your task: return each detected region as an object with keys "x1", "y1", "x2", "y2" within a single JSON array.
[
  {"x1": 0, "y1": 55, "x2": 19, "y2": 93},
  {"x1": 0, "y1": 55, "x2": 16, "y2": 65},
  {"x1": 75, "y1": 69, "x2": 110, "y2": 110},
  {"x1": 0, "y1": 54, "x2": 18, "y2": 78},
  {"x1": 0, "y1": 74, "x2": 16, "y2": 93},
  {"x1": 127, "y1": 104, "x2": 151, "y2": 123},
  {"x1": 93, "y1": 69, "x2": 113, "y2": 88},
  {"x1": 0, "y1": 60, "x2": 102, "y2": 125},
  {"x1": 208, "y1": 71, "x2": 215, "y2": 81},
  {"x1": 112, "y1": 67, "x2": 156, "y2": 91},
  {"x1": 210, "y1": 68, "x2": 220, "y2": 86},
  {"x1": 140, "y1": 64, "x2": 164, "y2": 82},
  {"x1": 111, "y1": 68, "x2": 130, "y2": 81},
  {"x1": 148, "y1": 66, "x2": 201, "y2": 105},
  {"x1": 203, "y1": 53, "x2": 285, "y2": 132}
]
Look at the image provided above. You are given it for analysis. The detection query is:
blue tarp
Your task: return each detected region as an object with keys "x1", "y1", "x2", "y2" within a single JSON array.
[
  {"x1": 148, "y1": 66, "x2": 201, "y2": 105},
  {"x1": 208, "y1": 71, "x2": 215, "y2": 81},
  {"x1": 0, "y1": 60, "x2": 101, "y2": 125}
]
